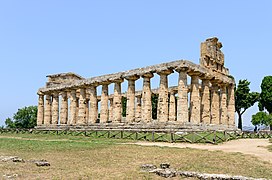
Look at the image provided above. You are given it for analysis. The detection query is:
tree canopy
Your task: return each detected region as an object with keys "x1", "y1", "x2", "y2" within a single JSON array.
[
  {"x1": 259, "y1": 76, "x2": 272, "y2": 113},
  {"x1": 251, "y1": 111, "x2": 272, "y2": 127},
  {"x1": 235, "y1": 80, "x2": 259, "y2": 130},
  {"x1": 5, "y1": 106, "x2": 37, "y2": 129}
]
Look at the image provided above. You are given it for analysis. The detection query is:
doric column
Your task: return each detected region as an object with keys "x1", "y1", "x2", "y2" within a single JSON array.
[
  {"x1": 211, "y1": 82, "x2": 220, "y2": 124},
  {"x1": 85, "y1": 98, "x2": 89, "y2": 124},
  {"x1": 157, "y1": 69, "x2": 173, "y2": 122},
  {"x1": 109, "y1": 98, "x2": 114, "y2": 121},
  {"x1": 51, "y1": 92, "x2": 59, "y2": 125},
  {"x1": 141, "y1": 73, "x2": 154, "y2": 122},
  {"x1": 88, "y1": 86, "x2": 98, "y2": 123},
  {"x1": 44, "y1": 94, "x2": 52, "y2": 125},
  {"x1": 135, "y1": 95, "x2": 142, "y2": 122},
  {"x1": 69, "y1": 89, "x2": 77, "y2": 125},
  {"x1": 100, "y1": 83, "x2": 109, "y2": 123},
  {"x1": 125, "y1": 76, "x2": 139, "y2": 123},
  {"x1": 169, "y1": 90, "x2": 177, "y2": 121},
  {"x1": 113, "y1": 79, "x2": 123, "y2": 123},
  {"x1": 37, "y1": 93, "x2": 44, "y2": 126},
  {"x1": 60, "y1": 91, "x2": 68, "y2": 125},
  {"x1": 78, "y1": 88, "x2": 87, "y2": 125},
  {"x1": 176, "y1": 69, "x2": 188, "y2": 123},
  {"x1": 228, "y1": 84, "x2": 236, "y2": 126},
  {"x1": 189, "y1": 75, "x2": 200, "y2": 124},
  {"x1": 220, "y1": 84, "x2": 228, "y2": 125},
  {"x1": 76, "y1": 97, "x2": 79, "y2": 123},
  {"x1": 201, "y1": 79, "x2": 211, "y2": 124}
]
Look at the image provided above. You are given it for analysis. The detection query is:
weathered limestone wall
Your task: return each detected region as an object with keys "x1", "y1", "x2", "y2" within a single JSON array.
[{"x1": 36, "y1": 37, "x2": 236, "y2": 131}]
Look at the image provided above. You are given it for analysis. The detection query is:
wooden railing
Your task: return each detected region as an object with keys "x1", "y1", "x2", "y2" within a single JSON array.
[{"x1": 0, "y1": 128, "x2": 271, "y2": 144}]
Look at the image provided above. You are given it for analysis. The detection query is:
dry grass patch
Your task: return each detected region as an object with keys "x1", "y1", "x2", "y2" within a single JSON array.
[{"x1": 0, "y1": 134, "x2": 272, "y2": 179}]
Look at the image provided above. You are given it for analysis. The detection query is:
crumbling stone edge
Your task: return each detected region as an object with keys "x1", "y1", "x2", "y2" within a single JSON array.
[{"x1": 140, "y1": 163, "x2": 267, "y2": 180}]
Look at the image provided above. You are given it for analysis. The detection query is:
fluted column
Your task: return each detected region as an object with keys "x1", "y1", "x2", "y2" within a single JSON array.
[
  {"x1": 169, "y1": 90, "x2": 177, "y2": 121},
  {"x1": 211, "y1": 82, "x2": 220, "y2": 124},
  {"x1": 220, "y1": 84, "x2": 228, "y2": 125},
  {"x1": 100, "y1": 83, "x2": 109, "y2": 123},
  {"x1": 37, "y1": 93, "x2": 44, "y2": 125},
  {"x1": 176, "y1": 69, "x2": 188, "y2": 123},
  {"x1": 125, "y1": 76, "x2": 139, "y2": 123},
  {"x1": 189, "y1": 75, "x2": 200, "y2": 124},
  {"x1": 51, "y1": 92, "x2": 59, "y2": 125},
  {"x1": 37, "y1": 93, "x2": 44, "y2": 126},
  {"x1": 88, "y1": 86, "x2": 98, "y2": 123},
  {"x1": 69, "y1": 89, "x2": 77, "y2": 125},
  {"x1": 60, "y1": 91, "x2": 68, "y2": 125},
  {"x1": 228, "y1": 84, "x2": 235, "y2": 126},
  {"x1": 78, "y1": 88, "x2": 87, "y2": 125},
  {"x1": 85, "y1": 98, "x2": 89, "y2": 124},
  {"x1": 201, "y1": 79, "x2": 211, "y2": 124},
  {"x1": 135, "y1": 95, "x2": 142, "y2": 122},
  {"x1": 157, "y1": 70, "x2": 173, "y2": 122},
  {"x1": 44, "y1": 94, "x2": 52, "y2": 125},
  {"x1": 141, "y1": 73, "x2": 154, "y2": 122},
  {"x1": 109, "y1": 98, "x2": 114, "y2": 121},
  {"x1": 113, "y1": 79, "x2": 123, "y2": 123}
]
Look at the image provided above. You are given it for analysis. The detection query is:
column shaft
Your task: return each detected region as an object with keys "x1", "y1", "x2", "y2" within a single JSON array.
[
  {"x1": 52, "y1": 92, "x2": 59, "y2": 125},
  {"x1": 78, "y1": 88, "x2": 87, "y2": 125},
  {"x1": 100, "y1": 84, "x2": 109, "y2": 123},
  {"x1": 37, "y1": 94, "x2": 44, "y2": 125},
  {"x1": 228, "y1": 84, "x2": 236, "y2": 126},
  {"x1": 190, "y1": 76, "x2": 200, "y2": 124},
  {"x1": 169, "y1": 92, "x2": 176, "y2": 121},
  {"x1": 220, "y1": 85, "x2": 228, "y2": 125},
  {"x1": 211, "y1": 83, "x2": 220, "y2": 124},
  {"x1": 135, "y1": 95, "x2": 142, "y2": 122},
  {"x1": 201, "y1": 80, "x2": 211, "y2": 124},
  {"x1": 177, "y1": 70, "x2": 188, "y2": 123},
  {"x1": 109, "y1": 98, "x2": 114, "y2": 121},
  {"x1": 60, "y1": 92, "x2": 68, "y2": 125},
  {"x1": 126, "y1": 79, "x2": 137, "y2": 122},
  {"x1": 69, "y1": 90, "x2": 77, "y2": 125},
  {"x1": 113, "y1": 81, "x2": 122, "y2": 122},
  {"x1": 85, "y1": 98, "x2": 89, "y2": 124},
  {"x1": 44, "y1": 94, "x2": 52, "y2": 125},
  {"x1": 141, "y1": 74, "x2": 153, "y2": 122},
  {"x1": 88, "y1": 86, "x2": 98, "y2": 123},
  {"x1": 157, "y1": 72, "x2": 171, "y2": 122}
]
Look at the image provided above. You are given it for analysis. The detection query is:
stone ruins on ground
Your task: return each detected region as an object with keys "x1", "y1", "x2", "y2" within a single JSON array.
[{"x1": 36, "y1": 37, "x2": 236, "y2": 131}]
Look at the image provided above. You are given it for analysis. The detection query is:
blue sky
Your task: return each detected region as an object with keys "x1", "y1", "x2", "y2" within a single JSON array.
[{"x1": 0, "y1": 1, "x2": 271, "y2": 127}]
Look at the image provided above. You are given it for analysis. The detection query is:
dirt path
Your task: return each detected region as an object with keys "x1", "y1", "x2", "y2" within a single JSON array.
[{"x1": 132, "y1": 139, "x2": 272, "y2": 163}]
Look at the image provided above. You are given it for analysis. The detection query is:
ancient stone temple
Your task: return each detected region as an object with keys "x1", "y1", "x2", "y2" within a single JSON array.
[{"x1": 36, "y1": 37, "x2": 236, "y2": 131}]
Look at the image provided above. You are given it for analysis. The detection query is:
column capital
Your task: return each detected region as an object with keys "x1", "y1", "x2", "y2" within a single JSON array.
[
  {"x1": 175, "y1": 66, "x2": 188, "y2": 73},
  {"x1": 37, "y1": 91, "x2": 44, "y2": 96},
  {"x1": 124, "y1": 75, "x2": 140, "y2": 81},
  {"x1": 157, "y1": 69, "x2": 173, "y2": 76},
  {"x1": 141, "y1": 72, "x2": 154, "y2": 78},
  {"x1": 112, "y1": 78, "x2": 124, "y2": 83},
  {"x1": 188, "y1": 71, "x2": 203, "y2": 77},
  {"x1": 170, "y1": 89, "x2": 177, "y2": 95}
]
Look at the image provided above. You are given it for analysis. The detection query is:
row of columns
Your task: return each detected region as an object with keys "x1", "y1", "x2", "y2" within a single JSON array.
[{"x1": 37, "y1": 70, "x2": 235, "y2": 126}]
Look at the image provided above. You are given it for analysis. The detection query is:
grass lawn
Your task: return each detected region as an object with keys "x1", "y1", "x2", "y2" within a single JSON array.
[{"x1": 0, "y1": 133, "x2": 272, "y2": 179}]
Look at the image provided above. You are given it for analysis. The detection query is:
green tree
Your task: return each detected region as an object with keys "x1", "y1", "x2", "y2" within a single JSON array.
[
  {"x1": 5, "y1": 106, "x2": 37, "y2": 129},
  {"x1": 259, "y1": 76, "x2": 272, "y2": 130},
  {"x1": 252, "y1": 111, "x2": 272, "y2": 127},
  {"x1": 5, "y1": 117, "x2": 16, "y2": 128},
  {"x1": 235, "y1": 80, "x2": 259, "y2": 130}
]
